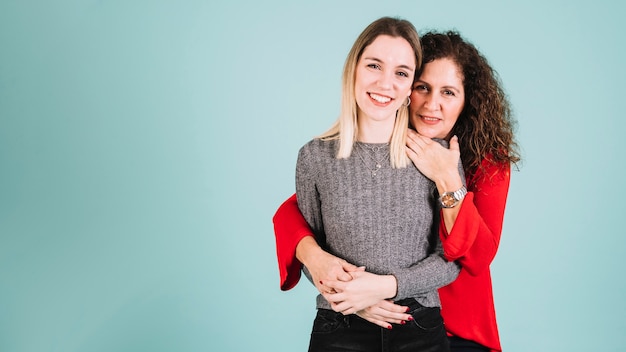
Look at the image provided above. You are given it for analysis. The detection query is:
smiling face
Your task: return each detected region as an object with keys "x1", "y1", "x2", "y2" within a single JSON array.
[
  {"x1": 354, "y1": 35, "x2": 415, "y2": 125},
  {"x1": 410, "y1": 58, "x2": 465, "y2": 139}
]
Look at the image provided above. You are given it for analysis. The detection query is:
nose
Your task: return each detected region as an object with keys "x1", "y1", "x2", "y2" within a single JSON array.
[
  {"x1": 377, "y1": 71, "x2": 393, "y2": 90},
  {"x1": 423, "y1": 93, "x2": 439, "y2": 110}
]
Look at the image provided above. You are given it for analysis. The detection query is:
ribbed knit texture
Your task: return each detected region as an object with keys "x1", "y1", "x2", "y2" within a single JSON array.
[{"x1": 296, "y1": 138, "x2": 459, "y2": 310}]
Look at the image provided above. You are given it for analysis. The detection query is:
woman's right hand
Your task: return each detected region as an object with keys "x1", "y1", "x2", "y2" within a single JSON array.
[
  {"x1": 311, "y1": 250, "x2": 365, "y2": 294},
  {"x1": 356, "y1": 300, "x2": 413, "y2": 329},
  {"x1": 405, "y1": 129, "x2": 461, "y2": 186},
  {"x1": 296, "y1": 236, "x2": 363, "y2": 294}
]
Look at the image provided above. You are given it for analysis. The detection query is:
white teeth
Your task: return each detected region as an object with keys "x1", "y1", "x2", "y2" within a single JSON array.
[{"x1": 370, "y1": 93, "x2": 391, "y2": 103}]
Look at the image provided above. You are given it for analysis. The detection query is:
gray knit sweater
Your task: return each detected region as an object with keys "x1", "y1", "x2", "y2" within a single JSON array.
[{"x1": 296, "y1": 138, "x2": 460, "y2": 310}]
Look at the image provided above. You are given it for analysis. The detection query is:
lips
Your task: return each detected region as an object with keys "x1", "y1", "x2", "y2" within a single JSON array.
[
  {"x1": 417, "y1": 114, "x2": 441, "y2": 125},
  {"x1": 368, "y1": 92, "x2": 392, "y2": 105}
]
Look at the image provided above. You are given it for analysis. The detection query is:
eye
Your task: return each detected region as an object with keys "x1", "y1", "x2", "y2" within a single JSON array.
[
  {"x1": 413, "y1": 84, "x2": 428, "y2": 92},
  {"x1": 443, "y1": 89, "x2": 456, "y2": 96},
  {"x1": 396, "y1": 71, "x2": 409, "y2": 78},
  {"x1": 367, "y1": 63, "x2": 381, "y2": 70}
]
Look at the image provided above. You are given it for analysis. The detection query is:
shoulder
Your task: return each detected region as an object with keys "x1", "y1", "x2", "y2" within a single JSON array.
[
  {"x1": 468, "y1": 154, "x2": 511, "y2": 190},
  {"x1": 296, "y1": 139, "x2": 338, "y2": 180},
  {"x1": 299, "y1": 138, "x2": 338, "y2": 158}
]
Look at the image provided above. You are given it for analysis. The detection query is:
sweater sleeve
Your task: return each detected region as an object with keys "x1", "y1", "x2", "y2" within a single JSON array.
[
  {"x1": 391, "y1": 252, "x2": 460, "y2": 300},
  {"x1": 272, "y1": 194, "x2": 314, "y2": 291},
  {"x1": 391, "y1": 215, "x2": 460, "y2": 300},
  {"x1": 439, "y1": 160, "x2": 511, "y2": 276}
]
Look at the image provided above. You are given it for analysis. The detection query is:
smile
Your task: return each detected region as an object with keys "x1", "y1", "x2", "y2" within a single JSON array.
[
  {"x1": 418, "y1": 115, "x2": 442, "y2": 124},
  {"x1": 369, "y1": 93, "x2": 392, "y2": 104}
]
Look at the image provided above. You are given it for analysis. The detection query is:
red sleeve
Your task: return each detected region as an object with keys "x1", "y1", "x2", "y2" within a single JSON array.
[
  {"x1": 439, "y1": 160, "x2": 511, "y2": 276},
  {"x1": 272, "y1": 194, "x2": 315, "y2": 291}
]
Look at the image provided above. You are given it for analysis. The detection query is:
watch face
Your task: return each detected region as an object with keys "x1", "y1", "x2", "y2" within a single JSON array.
[{"x1": 441, "y1": 193, "x2": 456, "y2": 208}]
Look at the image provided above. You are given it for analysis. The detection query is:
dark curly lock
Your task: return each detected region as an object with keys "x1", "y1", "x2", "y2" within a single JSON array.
[{"x1": 419, "y1": 31, "x2": 521, "y2": 186}]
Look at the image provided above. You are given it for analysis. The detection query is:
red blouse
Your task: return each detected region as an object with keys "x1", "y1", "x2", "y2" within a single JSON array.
[{"x1": 273, "y1": 158, "x2": 511, "y2": 352}]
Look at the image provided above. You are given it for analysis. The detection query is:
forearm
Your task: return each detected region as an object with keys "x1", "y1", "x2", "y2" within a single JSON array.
[
  {"x1": 439, "y1": 162, "x2": 511, "y2": 275},
  {"x1": 295, "y1": 235, "x2": 324, "y2": 268},
  {"x1": 390, "y1": 254, "x2": 460, "y2": 300}
]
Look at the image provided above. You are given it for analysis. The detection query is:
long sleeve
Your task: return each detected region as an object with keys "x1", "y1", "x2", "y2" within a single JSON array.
[
  {"x1": 273, "y1": 193, "x2": 460, "y2": 297},
  {"x1": 272, "y1": 193, "x2": 312, "y2": 291},
  {"x1": 390, "y1": 249, "x2": 460, "y2": 300},
  {"x1": 439, "y1": 159, "x2": 511, "y2": 276},
  {"x1": 279, "y1": 138, "x2": 455, "y2": 309}
]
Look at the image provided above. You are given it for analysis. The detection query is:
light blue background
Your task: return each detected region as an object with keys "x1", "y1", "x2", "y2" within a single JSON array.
[{"x1": 1, "y1": 1, "x2": 624, "y2": 351}]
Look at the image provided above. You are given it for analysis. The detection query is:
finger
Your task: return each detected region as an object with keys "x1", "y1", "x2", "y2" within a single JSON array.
[
  {"x1": 405, "y1": 146, "x2": 419, "y2": 163},
  {"x1": 406, "y1": 131, "x2": 420, "y2": 148},
  {"x1": 317, "y1": 286, "x2": 334, "y2": 295},
  {"x1": 316, "y1": 280, "x2": 338, "y2": 295},
  {"x1": 320, "y1": 279, "x2": 346, "y2": 292},
  {"x1": 336, "y1": 270, "x2": 353, "y2": 282},
  {"x1": 340, "y1": 260, "x2": 360, "y2": 273},
  {"x1": 371, "y1": 320, "x2": 393, "y2": 330},
  {"x1": 329, "y1": 300, "x2": 353, "y2": 315},
  {"x1": 371, "y1": 304, "x2": 411, "y2": 323},
  {"x1": 449, "y1": 135, "x2": 460, "y2": 152},
  {"x1": 359, "y1": 308, "x2": 406, "y2": 326},
  {"x1": 341, "y1": 306, "x2": 357, "y2": 315},
  {"x1": 412, "y1": 135, "x2": 432, "y2": 151},
  {"x1": 379, "y1": 300, "x2": 410, "y2": 313},
  {"x1": 321, "y1": 290, "x2": 345, "y2": 304},
  {"x1": 327, "y1": 298, "x2": 358, "y2": 316}
]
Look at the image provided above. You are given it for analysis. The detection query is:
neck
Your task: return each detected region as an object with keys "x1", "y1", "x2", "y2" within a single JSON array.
[{"x1": 357, "y1": 116, "x2": 394, "y2": 143}]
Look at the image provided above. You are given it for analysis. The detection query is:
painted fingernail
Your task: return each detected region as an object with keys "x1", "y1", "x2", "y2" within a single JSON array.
[
  {"x1": 319, "y1": 280, "x2": 323, "y2": 285},
  {"x1": 405, "y1": 307, "x2": 410, "y2": 312},
  {"x1": 387, "y1": 325, "x2": 392, "y2": 330},
  {"x1": 401, "y1": 320, "x2": 406, "y2": 325},
  {"x1": 407, "y1": 316, "x2": 414, "y2": 321}
]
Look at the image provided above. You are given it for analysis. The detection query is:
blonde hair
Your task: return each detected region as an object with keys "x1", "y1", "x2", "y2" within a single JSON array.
[{"x1": 319, "y1": 17, "x2": 421, "y2": 168}]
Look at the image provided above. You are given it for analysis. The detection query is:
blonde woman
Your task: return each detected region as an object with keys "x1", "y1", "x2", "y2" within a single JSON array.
[{"x1": 291, "y1": 17, "x2": 459, "y2": 352}]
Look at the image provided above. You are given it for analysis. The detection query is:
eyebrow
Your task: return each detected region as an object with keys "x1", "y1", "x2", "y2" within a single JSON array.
[
  {"x1": 363, "y1": 57, "x2": 414, "y2": 71},
  {"x1": 414, "y1": 79, "x2": 461, "y2": 93}
]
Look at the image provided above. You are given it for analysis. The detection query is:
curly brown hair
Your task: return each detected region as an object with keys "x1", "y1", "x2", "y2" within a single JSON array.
[{"x1": 419, "y1": 31, "x2": 520, "y2": 184}]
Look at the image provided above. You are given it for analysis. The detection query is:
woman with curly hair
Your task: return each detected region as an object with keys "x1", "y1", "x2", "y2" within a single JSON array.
[{"x1": 274, "y1": 30, "x2": 520, "y2": 352}]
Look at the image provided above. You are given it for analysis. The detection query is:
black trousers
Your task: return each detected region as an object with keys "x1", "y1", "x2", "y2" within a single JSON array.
[
  {"x1": 449, "y1": 336, "x2": 489, "y2": 352},
  {"x1": 308, "y1": 298, "x2": 449, "y2": 352}
]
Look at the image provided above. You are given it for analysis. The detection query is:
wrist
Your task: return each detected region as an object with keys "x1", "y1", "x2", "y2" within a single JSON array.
[
  {"x1": 434, "y1": 171, "x2": 463, "y2": 194},
  {"x1": 295, "y1": 236, "x2": 323, "y2": 267},
  {"x1": 383, "y1": 275, "x2": 398, "y2": 299},
  {"x1": 439, "y1": 185, "x2": 467, "y2": 209}
]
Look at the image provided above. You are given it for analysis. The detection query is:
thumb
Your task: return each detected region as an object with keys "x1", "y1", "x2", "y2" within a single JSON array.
[
  {"x1": 449, "y1": 135, "x2": 460, "y2": 152},
  {"x1": 341, "y1": 260, "x2": 360, "y2": 272}
]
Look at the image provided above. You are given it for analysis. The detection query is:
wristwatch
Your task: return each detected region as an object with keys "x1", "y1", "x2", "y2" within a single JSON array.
[{"x1": 439, "y1": 186, "x2": 467, "y2": 208}]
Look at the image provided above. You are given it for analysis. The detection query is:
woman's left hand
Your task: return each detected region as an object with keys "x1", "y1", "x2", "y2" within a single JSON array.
[
  {"x1": 356, "y1": 300, "x2": 412, "y2": 329},
  {"x1": 405, "y1": 129, "x2": 460, "y2": 185},
  {"x1": 321, "y1": 271, "x2": 397, "y2": 315}
]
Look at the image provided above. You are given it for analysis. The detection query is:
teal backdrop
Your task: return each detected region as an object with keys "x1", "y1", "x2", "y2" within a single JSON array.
[{"x1": 1, "y1": 1, "x2": 625, "y2": 351}]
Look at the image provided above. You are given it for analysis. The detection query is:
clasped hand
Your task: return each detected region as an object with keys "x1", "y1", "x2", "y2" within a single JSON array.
[
  {"x1": 321, "y1": 271, "x2": 394, "y2": 315},
  {"x1": 315, "y1": 264, "x2": 413, "y2": 328}
]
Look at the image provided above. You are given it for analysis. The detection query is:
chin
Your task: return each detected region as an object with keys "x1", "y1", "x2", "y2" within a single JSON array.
[{"x1": 414, "y1": 127, "x2": 439, "y2": 139}]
